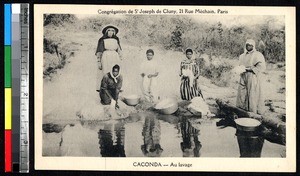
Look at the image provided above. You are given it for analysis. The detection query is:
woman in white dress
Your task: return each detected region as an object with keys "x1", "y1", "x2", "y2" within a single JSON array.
[{"x1": 140, "y1": 49, "x2": 160, "y2": 103}]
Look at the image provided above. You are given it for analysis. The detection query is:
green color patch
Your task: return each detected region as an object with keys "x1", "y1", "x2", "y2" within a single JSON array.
[{"x1": 5, "y1": 46, "x2": 11, "y2": 88}]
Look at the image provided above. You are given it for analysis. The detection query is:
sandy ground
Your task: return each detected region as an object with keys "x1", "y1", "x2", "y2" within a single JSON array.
[{"x1": 43, "y1": 28, "x2": 285, "y2": 123}]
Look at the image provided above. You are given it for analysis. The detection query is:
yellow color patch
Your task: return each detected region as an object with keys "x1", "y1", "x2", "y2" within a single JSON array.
[{"x1": 5, "y1": 88, "x2": 12, "y2": 129}]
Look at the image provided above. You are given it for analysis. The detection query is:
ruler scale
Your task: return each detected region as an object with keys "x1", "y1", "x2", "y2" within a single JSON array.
[
  {"x1": 19, "y1": 3, "x2": 30, "y2": 173},
  {"x1": 12, "y1": 4, "x2": 21, "y2": 172}
]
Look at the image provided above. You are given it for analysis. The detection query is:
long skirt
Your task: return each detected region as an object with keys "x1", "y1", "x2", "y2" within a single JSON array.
[
  {"x1": 101, "y1": 50, "x2": 121, "y2": 75},
  {"x1": 236, "y1": 72, "x2": 264, "y2": 114},
  {"x1": 180, "y1": 77, "x2": 203, "y2": 101},
  {"x1": 141, "y1": 76, "x2": 159, "y2": 102}
]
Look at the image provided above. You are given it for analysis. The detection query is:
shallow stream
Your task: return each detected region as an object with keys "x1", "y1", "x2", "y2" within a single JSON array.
[{"x1": 43, "y1": 111, "x2": 285, "y2": 157}]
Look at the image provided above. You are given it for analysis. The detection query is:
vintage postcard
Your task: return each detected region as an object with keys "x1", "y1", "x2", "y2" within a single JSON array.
[{"x1": 34, "y1": 4, "x2": 296, "y2": 172}]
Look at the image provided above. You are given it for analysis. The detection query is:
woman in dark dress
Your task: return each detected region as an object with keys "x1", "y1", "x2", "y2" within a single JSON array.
[{"x1": 95, "y1": 25, "x2": 123, "y2": 74}]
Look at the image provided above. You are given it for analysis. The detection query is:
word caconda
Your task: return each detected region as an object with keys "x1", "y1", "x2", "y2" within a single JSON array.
[{"x1": 133, "y1": 162, "x2": 162, "y2": 167}]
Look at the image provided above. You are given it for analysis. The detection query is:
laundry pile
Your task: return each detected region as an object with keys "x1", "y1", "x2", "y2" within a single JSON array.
[{"x1": 187, "y1": 97, "x2": 211, "y2": 117}]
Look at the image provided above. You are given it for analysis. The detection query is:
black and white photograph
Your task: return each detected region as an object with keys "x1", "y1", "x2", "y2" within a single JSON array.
[{"x1": 34, "y1": 5, "x2": 296, "y2": 172}]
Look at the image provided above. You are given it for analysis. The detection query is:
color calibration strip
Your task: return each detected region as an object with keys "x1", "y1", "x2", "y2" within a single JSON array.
[
  {"x1": 5, "y1": 4, "x2": 30, "y2": 173},
  {"x1": 5, "y1": 3, "x2": 12, "y2": 172}
]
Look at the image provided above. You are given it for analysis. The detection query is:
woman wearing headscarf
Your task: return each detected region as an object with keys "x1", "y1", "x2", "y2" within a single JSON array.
[
  {"x1": 179, "y1": 48, "x2": 203, "y2": 100},
  {"x1": 236, "y1": 39, "x2": 266, "y2": 114},
  {"x1": 95, "y1": 25, "x2": 123, "y2": 75}
]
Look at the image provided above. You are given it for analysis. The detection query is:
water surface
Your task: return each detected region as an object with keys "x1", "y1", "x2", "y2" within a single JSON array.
[{"x1": 43, "y1": 111, "x2": 285, "y2": 157}]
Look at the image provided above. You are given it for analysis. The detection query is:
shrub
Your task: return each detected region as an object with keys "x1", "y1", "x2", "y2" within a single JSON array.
[{"x1": 44, "y1": 14, "x2": 77, "y2": 26}]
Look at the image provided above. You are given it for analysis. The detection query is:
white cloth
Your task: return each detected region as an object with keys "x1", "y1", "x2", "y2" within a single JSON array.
[
  {"x1": 188, "y1": 97, "x2": 211, "y2": 115},
  {"x1": 140, "y1": 60, "x2": 159, "y2": 102},
  {"x1": 109, "y1": 71, "x2": 120, "y2": 83},
  {"x1": 232, "y1": 65, "x2": 246, "y2": 75},
  {"x1": 181, "y1": 63, "x2": 195, "y2": 87},
  {"x1": 102, "y1": 39, "x2": 121, "y2": 74},
  {"x1": 140, "y1": 60, "x2": 158, "y2": 75}
]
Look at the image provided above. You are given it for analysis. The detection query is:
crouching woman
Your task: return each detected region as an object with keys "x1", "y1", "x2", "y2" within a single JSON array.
[{"x1": 99, "y1": 64, "x2": 123, "y2": 109}]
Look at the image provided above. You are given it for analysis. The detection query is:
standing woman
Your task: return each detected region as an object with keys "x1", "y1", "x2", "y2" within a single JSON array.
[
  {"x1": 140, "y1": 49, "x2": 159, "y2": 103},
  {"x1": 95, "y1": 25, "x2": 123, "y2": 75},
  {"x1": 179, "y1": 49, "x2": 203, "y2": 100},
  {"x1": 236, "y1": 39, "x2": 266, "y2": 114}
]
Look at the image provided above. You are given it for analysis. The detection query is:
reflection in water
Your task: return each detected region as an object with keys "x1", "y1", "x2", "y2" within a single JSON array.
[
  {"x1": 98, "y1": 121, "x2": 126, "y2": 157},
  {"x1": 43, "y1": 114, "x2": 284, "y2": 157},
  {"x1": 141, "y1": 115, "x2": 163, "y2": 157},
  {"x1": 180, "y1": 118, "x2": 202, "y2": 157},
  {"x1": 236, "y1": 130, "x2": 264, "y2": 157}
]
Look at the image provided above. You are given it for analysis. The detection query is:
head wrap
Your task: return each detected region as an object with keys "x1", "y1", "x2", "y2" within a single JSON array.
[
  {"x1": 110, "y1": 64, "x2": 120, "y2": 83},
  {"x1": 146, "y1": 49, "x2": 154, "y2": 55},
  {"x1": 245, "y1": 39, "x2": 256, "y2": 53},
  {"x1": 185, "y1": 48, "x2": 193, "y2": 54}
]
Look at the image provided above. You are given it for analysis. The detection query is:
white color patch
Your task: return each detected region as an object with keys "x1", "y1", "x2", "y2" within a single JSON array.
[{"x1": 12, "y1": 4, "x2": 20, "y2": 14}]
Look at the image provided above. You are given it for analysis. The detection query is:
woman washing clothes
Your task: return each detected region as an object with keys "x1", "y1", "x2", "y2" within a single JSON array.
[
  {"x1": 179, "y1": 49, "x2": 203, "y2": 100},
  {"x1": 140, "y1": 49, "x2": 160, "y2": 103},
  {"x1": 95, "y1": 25, "x2": 123, "y2": 76},
  {"x1": 99, "y1": 65, "x2": 123, "y2": 109}
]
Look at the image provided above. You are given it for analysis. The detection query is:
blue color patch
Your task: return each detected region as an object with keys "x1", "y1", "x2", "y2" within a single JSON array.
[{"x1": 5, "y1": 4, "x2": 12, "y2": 45}]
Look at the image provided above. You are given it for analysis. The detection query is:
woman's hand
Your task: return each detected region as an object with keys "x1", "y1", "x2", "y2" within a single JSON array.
[
  {"x1": 119, "y1": 52, "x2": 124, "y2": 60},
  {"x1": 115, "y1": 101, "x2": 120, "y2": 109},
  {"x1": 148, "y1": 72, "x2": 158, "y2": 78},
  {"x1": 98, "y1": 61, "x2": 102, "y2": 70},
  {"x1": 141, "y1": 73, "x2": 145, "y2": 77},
  {"x1": 111, "y1": 100, "x2": 116, "y2": 109},
  {"x1": 152, "y1": 72, "x2": 159, "y2": 77},
  {"x1": 245, "y1": 67, "x2": 253, "y2": 72}
]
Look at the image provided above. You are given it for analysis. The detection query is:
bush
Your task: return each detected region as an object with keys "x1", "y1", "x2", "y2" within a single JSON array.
[
  {"x1": 167, "y1": 25, "x2": 184, "y2": 51},
  {"x1": 44, "y1": 14, "x2": 77, "y2": 26},
  {"x1": 196, "y1": 56, "x2": 234, "y2": 87},
  {"x1": 74, "y1": 15, "x2": 285, "y2": 63}
]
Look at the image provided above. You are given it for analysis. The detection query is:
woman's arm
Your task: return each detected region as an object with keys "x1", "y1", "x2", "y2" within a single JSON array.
[
  {"x1": 179, "y1": 61, "x2": 183, "y2": 77},
  {"x1": 250, "y1": 52, "x2": 266, "y2": 74},
  {"x1": 96, "y1": 38, "x2": 105, "y2": 70},
  {"x1": 116, "y1": 38, "x2": 123, "y2": 59},
  {"x1": 95, "y1": 38, "x2": 105, "y2": 55},
  {"x1": 96, "y1": 52, "x2": 103, "y2": 70},
  {"x1": 101, "y1": 76, "x2": 114, "y2": 100},
  {"x1": 104, "y1": 89, "x2": 114, "y2": 100},
  {"x1": 115, "y1": 76, "x2": 123, "y2": 101},
  {"x1": 96, "y1": 52, "x2": 103, "y2": 61},
  {"x1": 194, "y1": 62, "x2": 201, "y2": 78}
]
